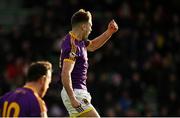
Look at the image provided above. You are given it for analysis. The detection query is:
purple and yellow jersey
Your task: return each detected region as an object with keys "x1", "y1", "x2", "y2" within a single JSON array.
[
  {"x1": 59, "y1": 31, "x2": 91, "y2": 90},
  {"x1": 0, "y1": 85, "x2": 47, "y2": 117}
]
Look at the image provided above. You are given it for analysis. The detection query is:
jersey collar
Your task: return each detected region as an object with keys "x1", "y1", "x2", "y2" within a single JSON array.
[
  {"x1": 69, "y1": 31, "x2": 79, "y2": 40},
  {"x1": 24, "y1": 84, "x2": 39, "y2": 96}
]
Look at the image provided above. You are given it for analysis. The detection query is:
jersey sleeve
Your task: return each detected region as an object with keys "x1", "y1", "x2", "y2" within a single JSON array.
[{"x1": 61, "y1": 36, "x2": 78, "y2": 61}]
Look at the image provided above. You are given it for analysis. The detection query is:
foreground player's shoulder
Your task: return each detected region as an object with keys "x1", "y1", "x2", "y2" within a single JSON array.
[
  {"x1": 14, "y1": 88, "x2": 37, "y2": 99},
  {"x1": 23, "y1": 87, "x2": 47, "y2": 114},
  {"x1": 0, "y1": 90, "x2": 17, "y2": 101},
  {"x1": 15, "y1": 88, "x2": 29, "y2": 94}
]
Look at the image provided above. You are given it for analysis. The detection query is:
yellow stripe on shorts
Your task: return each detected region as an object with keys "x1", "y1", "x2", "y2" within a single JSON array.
[{"x1": 70, "y1": 107, "x2": 93, "y2": 117}]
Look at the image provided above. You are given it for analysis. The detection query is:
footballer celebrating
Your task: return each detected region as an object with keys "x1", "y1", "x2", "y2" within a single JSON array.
[{"x1": 59, "y1": 9, "x2": 118, "y2": 117}]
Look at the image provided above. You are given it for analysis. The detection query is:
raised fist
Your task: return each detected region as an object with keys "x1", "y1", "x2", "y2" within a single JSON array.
[{"x1": 108, "y1": 19, "x2": 118, "y2": 34}]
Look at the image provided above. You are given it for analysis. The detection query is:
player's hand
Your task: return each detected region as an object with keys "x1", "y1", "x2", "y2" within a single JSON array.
[
  {"x1": 70, "y1": 97, "x2": 81, "y2": 108},
  {"x1": 107, "y1": 19, "x2": 118, "y2": 34},
  {"x1": 70, "y1": 98, "x2": 85, "y2": 112}
]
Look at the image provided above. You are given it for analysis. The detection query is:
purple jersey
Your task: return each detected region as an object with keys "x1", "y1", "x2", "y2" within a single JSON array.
[
  {"x1": 0, "y1": 86, "x2": 47, "y2": 117},
  {"x1": 59, "y1": 32, "x2": 90, "y2": 90}
]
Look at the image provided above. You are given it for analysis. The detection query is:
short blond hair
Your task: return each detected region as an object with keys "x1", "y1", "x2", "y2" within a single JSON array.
[{"x1": 71, "y1": 9, "x2": 92, "y2": 27}]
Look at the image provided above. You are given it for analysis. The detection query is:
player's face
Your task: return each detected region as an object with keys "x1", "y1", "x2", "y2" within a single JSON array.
[
  {"x1": 40, "y1": 70, "x2": 52, "y2": 97},
  {"x1": 82, "y1": 19, "x2": 92, "y2": 39}
]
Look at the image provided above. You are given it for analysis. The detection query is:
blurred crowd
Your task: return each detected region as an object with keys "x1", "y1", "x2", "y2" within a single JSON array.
[{"x1": 0, "y1": 0, "x2": 180, "y2": 116}]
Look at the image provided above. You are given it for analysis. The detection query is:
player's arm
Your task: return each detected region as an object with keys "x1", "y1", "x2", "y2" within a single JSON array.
[
  {"x1": 87, "y1": 19, "x2": 118, "y2": 52},
  {"x1": 61, "y1": 59, "x2": 80, "y2": 108}
]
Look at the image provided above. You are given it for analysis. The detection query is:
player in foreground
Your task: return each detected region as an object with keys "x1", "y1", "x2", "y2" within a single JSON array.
[
  {"x1": 59, "y1": 9, "x2": 118, "y2": 117},
  {"x1": 0, "y1": 61, "x2": 52, "y2": 117}
]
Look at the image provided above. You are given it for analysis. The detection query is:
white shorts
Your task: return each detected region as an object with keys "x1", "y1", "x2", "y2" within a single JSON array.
[{"x1": 61, "y1": 88, "x2": 94, "y2": 117}]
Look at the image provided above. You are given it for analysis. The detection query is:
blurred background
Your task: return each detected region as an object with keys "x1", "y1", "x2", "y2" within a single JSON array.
[{"x1": 0, "y1": 0, "x2": 180, "y2": 116}]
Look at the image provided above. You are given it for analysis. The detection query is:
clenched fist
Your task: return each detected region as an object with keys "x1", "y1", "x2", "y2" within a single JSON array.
[{"x1": 108, "y1": 19, "x2": 119, "y2": 34}]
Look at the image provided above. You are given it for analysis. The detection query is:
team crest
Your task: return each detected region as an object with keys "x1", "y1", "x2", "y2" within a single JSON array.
[
  {"x1": 69, "y1": 52, "x2": 76, "y2": 58},
  {"x1": 82, "y1": 98, "x2": 89, "y2": 105}
]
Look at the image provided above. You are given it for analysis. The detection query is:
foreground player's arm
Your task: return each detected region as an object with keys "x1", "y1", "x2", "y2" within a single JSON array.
[
  {"x1": 87, "y1": 19, "x2": 118, "y2": 52},
  {"x1": 61, "y1": 60, "x2": 80, "y2": 108}
]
